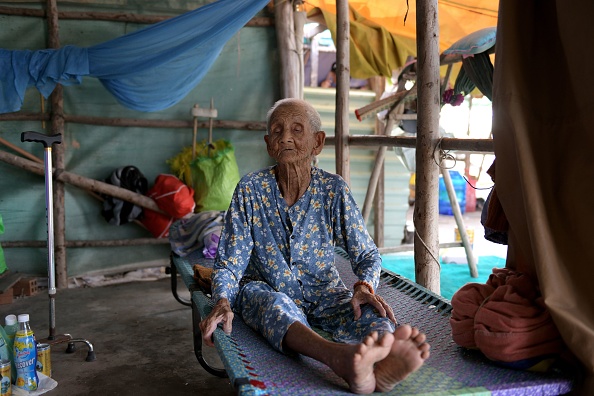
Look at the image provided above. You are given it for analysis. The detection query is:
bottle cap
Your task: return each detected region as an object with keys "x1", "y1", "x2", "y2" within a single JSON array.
[
  {"x1": 5, "y1": 314, "x2": 16, "y2": 326},
  {"x1": 17, "y1": 314, "x2": 29, "y2": 323}
]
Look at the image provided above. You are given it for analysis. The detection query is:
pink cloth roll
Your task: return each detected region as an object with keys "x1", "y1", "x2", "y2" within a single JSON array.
[{"x1": 450, "y1": 268, "x2": 564, "y2": 362}]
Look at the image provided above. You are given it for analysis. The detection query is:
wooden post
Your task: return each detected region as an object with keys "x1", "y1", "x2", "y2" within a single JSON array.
[
  {"x1": 293, "y1": 0, "x2": 306, "y2": 99},
  {"x1": 274, "y1": 0, "x2": 299, "y2": 98},
  {"x1": 46, "y1": 0, "x2": 68, "y2": 289},
  {"x1": 334, "y1": 0, "x2": 350, "y2": 183},
  {"x1": 371, "y1": 76, "x2": 386, "y2": 247},
  {"x1": 414, "y1": 0, "x2": 441, "y2": 293}
]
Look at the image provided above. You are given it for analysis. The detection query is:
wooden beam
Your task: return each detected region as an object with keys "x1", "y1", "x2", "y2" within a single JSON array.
[
  {"x1": 0, "y1": 113, "x2": 267, "y2": 131},
  {"x1": 378, "y1": 241, "x2": 464, "y2": 254},
  {"x1": 0, "y1": 6, "x2": 272, "y2": 26},
  {"x1": 324, "y1": 136, "x2": 494, "y2": 153},
  {"x1": 2, "y1": 238, "x2": 169, "y2": 248}
]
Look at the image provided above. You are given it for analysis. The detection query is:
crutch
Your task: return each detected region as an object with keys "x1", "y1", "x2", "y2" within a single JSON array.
[{"x1": 21, "y1": 131, "x2": 96, "y2": 362}]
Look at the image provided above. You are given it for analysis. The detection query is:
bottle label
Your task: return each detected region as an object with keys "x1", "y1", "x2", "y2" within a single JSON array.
[
  {"x1": 15, "y1": 358, "x2": 35, "y2": 369},
  {"x1": 14, "y1": 332, "x2": 38, "y2": 391}
]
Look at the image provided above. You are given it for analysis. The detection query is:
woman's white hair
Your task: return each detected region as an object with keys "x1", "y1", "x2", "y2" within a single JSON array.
[{"x1": 266, "y1": 98, "x2": 322, "y2": 134}]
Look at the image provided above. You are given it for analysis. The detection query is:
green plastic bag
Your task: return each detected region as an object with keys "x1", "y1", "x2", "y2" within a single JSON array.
[
  {"x1": 191, "y1": 140, "x2": 240, "y2": 212},
  {"x1": 0, "y1": 213, "x2": 7, "y2": 274}
]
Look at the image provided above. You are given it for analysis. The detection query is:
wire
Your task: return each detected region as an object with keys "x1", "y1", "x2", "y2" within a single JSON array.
[
  {"x1": 462, "y1": 175, "x2": 493, "y2": 190},
  {"x1": 433, "y1": 137, "x2": 494, "y2": 190},
  {"x1": 410, "y1": 137, "x2": 495, "y2": 272},
  {"x1": 433, "y1": 138, "x2": 456, "y2": 169},
  {"x1": 412, "y1": 212, "x2": 441, "y2": 270}
]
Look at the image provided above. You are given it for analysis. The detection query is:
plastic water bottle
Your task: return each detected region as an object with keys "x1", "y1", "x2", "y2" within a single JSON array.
[
  {"x1": 3, "y1": 315, "x2": 17, "y2": 346},
  {"x1": 13, "y1": 314, "x2": 38, "y2": 391},
  {"x1": 4, "y1": 315, "x2": 18, "y2": 382},
  {"x1": 0, "y1": 328, "x2": 9, "y2": 365}
]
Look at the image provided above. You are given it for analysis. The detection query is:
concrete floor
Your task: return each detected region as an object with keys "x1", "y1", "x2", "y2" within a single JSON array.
[{"x1": 0, "y1": 277, "x2": 236, "y2": 396}]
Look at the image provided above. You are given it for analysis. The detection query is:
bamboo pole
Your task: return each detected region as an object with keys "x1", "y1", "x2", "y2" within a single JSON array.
[
  {"x1": 2, "y1": 111, "x2": 494, "y2": 152},
  {"x1": 414, "y1": 0, "x2": 441, "y2": 293},
  {"x1": 361, "y1": 118, "x2": 395, "y2": 223},
  {"x1": 0, "y1": 113, "x2": 267, "y2": 131},
  {"x1": 324, "y1": 136, "x2": 494, "y2": 152},
  {"x1": 441, "y1": 169, "x2": 479, "y2": 277},
  {"x1": 370, "y1": 76, "x2": 386, "y2": 247},
  {"x1": 0, "y1": 136, "x2": 44, "y2": 164},
  {"x1": 379, "y1": 241, "x2": 464, "y2": 255},
  {"x1": 374, "y1": 164, "x2": 385, "y2": 246},
  {"x1": 0, "y1": 6, "x2": 272, "y2": 26},
  {"x1": 334, "y1": 0, "x2": 350, "y2": 183},
  {"x1": 0, "y1": 150, "x2": 163, "y2": 213}
]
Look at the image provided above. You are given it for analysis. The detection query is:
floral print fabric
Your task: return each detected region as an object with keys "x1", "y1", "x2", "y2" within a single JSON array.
[{"x1": 212, "y1": 166, "x2": 394, "y2": 350}]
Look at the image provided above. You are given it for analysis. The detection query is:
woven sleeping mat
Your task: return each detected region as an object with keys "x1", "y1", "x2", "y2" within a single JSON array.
[{"x1": 171, "y1": 249, "x2": 576, "y2": 395}]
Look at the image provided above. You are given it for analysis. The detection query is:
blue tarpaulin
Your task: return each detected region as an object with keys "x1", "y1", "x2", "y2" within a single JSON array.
[{"x1": 0, "y1": 0, "x2": 270, "y2": 113}]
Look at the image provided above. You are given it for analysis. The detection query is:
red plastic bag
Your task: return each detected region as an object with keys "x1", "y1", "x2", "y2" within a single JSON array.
[
  {"x1": 148, "y1": 174, "x2": 195, "y2": 219},
  {"x1": 140, "y1": 209, "x2": 174, "y2": 238}
]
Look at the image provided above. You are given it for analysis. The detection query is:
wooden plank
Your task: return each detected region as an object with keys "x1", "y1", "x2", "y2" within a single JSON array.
[{"x1": 0, "y1": 271, "x2": 23, "y2": 294}]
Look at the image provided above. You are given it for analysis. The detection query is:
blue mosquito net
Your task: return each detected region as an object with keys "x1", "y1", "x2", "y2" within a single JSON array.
[{"x1": 0, "y1": 0, "x2": 270, "y2": 113}]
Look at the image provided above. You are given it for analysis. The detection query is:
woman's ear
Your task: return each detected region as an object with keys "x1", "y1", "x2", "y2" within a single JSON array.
[
  {"x1": 312, "y1": 131, "x2": 326, "y2": 156},
  {"x1": 264, "y1": 134, "x2": 274, "y2": 157}
]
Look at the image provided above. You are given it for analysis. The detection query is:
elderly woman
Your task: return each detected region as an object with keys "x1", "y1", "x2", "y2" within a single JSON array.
[{"x1": 200, "y1": 98, "x2": 430, "y2": 394}]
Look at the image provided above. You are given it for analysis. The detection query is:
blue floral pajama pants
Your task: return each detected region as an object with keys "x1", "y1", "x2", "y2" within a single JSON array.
[{"x1": 236, "y1": 281, "x2": 396, "y2": 352}]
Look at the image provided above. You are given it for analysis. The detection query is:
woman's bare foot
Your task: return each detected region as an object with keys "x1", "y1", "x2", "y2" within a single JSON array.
[
  {"x1": 373, "y1": 324, "x2": 430, "y2": 392},
  {"x1": 329, "y1": 331, "x2": 395, "y2": 394}
]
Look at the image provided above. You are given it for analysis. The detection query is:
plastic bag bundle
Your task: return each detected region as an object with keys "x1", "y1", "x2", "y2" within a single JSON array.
[{"x1": 168, "y1": 139, "x2": 239, "y2": 212}]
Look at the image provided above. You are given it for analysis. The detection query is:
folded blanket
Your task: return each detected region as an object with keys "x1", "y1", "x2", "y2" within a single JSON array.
[
  {"x1": 451, "y1": 268, "x2": 564, "y2": 365},
  {"x1": 193, "y1": 264, "x2": 213, "y2": 294},
  {"x1": 169, "y1": 210, "x2": 225, "y2": 257}
]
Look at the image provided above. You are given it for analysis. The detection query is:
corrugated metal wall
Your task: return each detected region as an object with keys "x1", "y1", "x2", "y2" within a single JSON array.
[
  {"x1": 0, "y1": 2, "x2": 409, "y2": 278},
  {"x1": 304, "y1": 87, "x2": 410, "y2": 248},
  {"x1": 0, "y1": 6, "x2": 278, "y2": 277}
]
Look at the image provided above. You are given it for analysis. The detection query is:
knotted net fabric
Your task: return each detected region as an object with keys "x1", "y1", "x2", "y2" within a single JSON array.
[{"x1": 0, "y1": 0, "x2": 269, "y2": 113}]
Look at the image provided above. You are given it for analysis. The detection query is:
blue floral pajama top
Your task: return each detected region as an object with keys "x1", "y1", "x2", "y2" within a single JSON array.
[{"x1": 211, "y1": 166, "x2": 389, "y2": 349}]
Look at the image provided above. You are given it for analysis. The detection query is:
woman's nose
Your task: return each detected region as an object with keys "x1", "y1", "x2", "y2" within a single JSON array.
[{"x1": 279, "y1": 128, "x2": 293, "y2": 142}]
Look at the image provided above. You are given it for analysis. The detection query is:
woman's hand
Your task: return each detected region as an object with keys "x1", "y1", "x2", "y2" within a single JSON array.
[
  {"x1": 199, "y1": 298, "x2": 234, "y2": 347},
  {"x1": 351, "y1": 285, "x2": 397, "y2": 324}
]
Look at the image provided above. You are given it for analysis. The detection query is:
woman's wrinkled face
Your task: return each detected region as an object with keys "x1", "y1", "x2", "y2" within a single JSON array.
[{"x1": 264, "y1": 103, "x2": 322, "y2": 165}]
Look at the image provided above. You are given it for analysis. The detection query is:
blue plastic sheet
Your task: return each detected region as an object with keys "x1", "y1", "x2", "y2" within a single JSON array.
[{"x1": 0, "y1": 0, "x2": 269, "y2": 113}]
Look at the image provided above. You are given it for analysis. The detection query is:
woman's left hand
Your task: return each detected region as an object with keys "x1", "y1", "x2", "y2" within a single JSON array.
[{"x1": 351, "y1": 286, "x2": 397, "y2": 324}]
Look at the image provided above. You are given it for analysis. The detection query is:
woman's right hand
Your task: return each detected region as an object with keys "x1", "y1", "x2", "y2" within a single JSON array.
[{"x1": 199, "y1": 298, "x2": 234, "y2": 347}]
